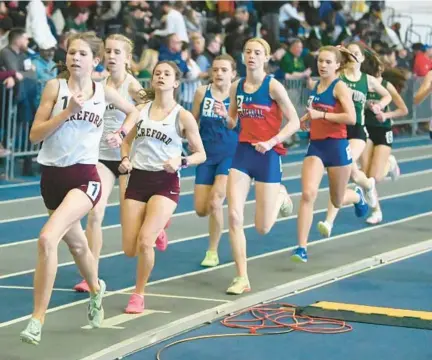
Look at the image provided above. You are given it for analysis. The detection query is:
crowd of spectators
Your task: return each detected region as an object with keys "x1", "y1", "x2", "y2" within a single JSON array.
[{"x1": 0, "y1": 0, "x2": 431, "y2": 173}]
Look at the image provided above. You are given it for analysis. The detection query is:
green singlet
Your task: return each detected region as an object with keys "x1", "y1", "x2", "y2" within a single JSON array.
[
  {"x1": 340, "y1": 72, "x2": 368, "y2": 125},
  {"x1": 365, "y1": 79, "x2": 392, "y2": 129}
]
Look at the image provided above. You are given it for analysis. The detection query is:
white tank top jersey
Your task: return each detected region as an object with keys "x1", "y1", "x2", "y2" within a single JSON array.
[
  {"x1": 37, "y1": 79, "x2": 106, "y2": 167},
  {"x1": 99, "y1": 74, "x2": 135, "y2": 161},
  {"x1": 132, "y1": 101, "x2": 184, "y2": 172}
]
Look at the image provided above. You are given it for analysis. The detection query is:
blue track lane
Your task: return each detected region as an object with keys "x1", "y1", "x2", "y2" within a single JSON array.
[
  {"x1": 0, "y1": 156, "x2": 431, "y2": 245},
  {"x1": 0, "y1": 136, "x2": 430, "y2": 201},
  {"x1": 0, "y1": 187, "x2": 431, "y2": 323},
  {"x1": 128, "y1": 251, "x2": 432, "y2": 360}
]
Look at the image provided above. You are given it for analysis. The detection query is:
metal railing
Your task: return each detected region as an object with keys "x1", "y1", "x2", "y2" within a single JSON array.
[{"x1": 0, "y1": 77, "x2": 430, "y2": 180}]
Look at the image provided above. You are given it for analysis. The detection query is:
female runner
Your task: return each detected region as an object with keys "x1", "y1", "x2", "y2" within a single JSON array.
[
  {"x1": 74, "y1": 34, "x2": 147, "y2": 292},
  {"x1": 192, "y1": 54, "x2": 239, "y2": 267},
  {"x1": 291, "y1": 46, "x2": 356, "y2": 262},
  {"x1": 360, "y1": 64, "x2": 407, "y2": 224},
  {"x1": 20, "y1": 32, "x2": 139, "y2": 344},
  {"x1": 214, "y1": 38, "x2": 300, "y2": 295},
  {"x1": 317, "y1": 43, "x2": 392, "y2": 239},
  {"x1": 118, "y1": 61, "x2": 206, "y2": 313}
]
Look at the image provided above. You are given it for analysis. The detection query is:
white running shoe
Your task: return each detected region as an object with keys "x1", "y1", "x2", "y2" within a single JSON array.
[
  {"x1": 387, "y1": 155, "x2": 400, "y2": 181},
  {"x1": 366, "y1": 210, "x2": 383, "y2": 225},
  {"x1": 279, "y1": 185, "x2": 293, "y2": 217},
  {"x1": 20, "y1": 318, "x2": 42, "y2": 345},
  {"x1": 364, "y1": 177, "x2": 378, "y2": 208},
  {"x1": 317, "y1": 221, "x2": 333, "y2": 238},
  {"x1": 87, "y1": 279, "x2": 106, "y2": 328}
]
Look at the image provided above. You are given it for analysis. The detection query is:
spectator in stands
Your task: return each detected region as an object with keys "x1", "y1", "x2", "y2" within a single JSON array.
[
  {"x1": 279, "y1": 1, "x2": 308, "y2": 38},
  {"x1": 196, "y1": 33, "x2": 222, "y2": 76},
  {"x1": 131, "y1": 48, "x2": 159, "y2": 79},
  {"x1": 25, "y1": 0, "x2": 57, "y2": 51},
  {"x1": 224, "y1": 6, "x2": 254, "y2": 60},
  {"x1": 396, "y1": 48, "x2": 411, "y2": 70},
  {"x1": 33, "y1": 45, "x2": 57, "y2": 106},
  {"x1": 308, "y1": 19, "x2": 332, "y2": 46},
  {"x1": 53, "y1": 32, "x2": 68, "y2": 64},
  {"x1": 279, "y1": 39, "x2": 311, "y2": 80},
  {"x1": 50, "y1": 2, "x2": 68, "y2": 38},
  {"x1": 179, "y1": 44, "x2": 201, "y2": 110},
  {"x1": 303, "y1": 38, "x2": 321, "y2": 77},
  {"x1": 0, "y1": 27, "x2": 37, "y2": 175},
  {"x1": 254, "y1": 1, "x2": 282, "y2": 45},
  {"x1": 4, "y1": 1, "x2": 26, "y2": 29},
  {"x1": 0, "y1": 28, "x2": 35, "y2": 80},
  {"x1": 0, "y1": 15, "x2": 12, "y2": 51},
  {"x1": 96, "y1": 1, "x2": 122, "y2": 37},
  {"x1": 64, "y1": 7, "x2": 90, "y2": 33},
  {"x1": 190, "y1": 33, "x2": 205, "y2": 60},
  {"x1": 184, "y1": 6, "x2": 202, "y2": 35},
  {"x1": 336, "y1": 19, "x2": 357, "y2": 45},
  {"x1": 390, "y1": 22, "x2": 402, "y2": 43},
  {"x1": 381, "y1": 47, "x2": 397, "y2": 68},
  {"x1": 152, "y1": 1, "x2": 189, "y2": 44},
  {"x1": 124, "y1": 3, "x2": 153, "y2": 58},
  {"x1": 259, "y1": 25, "x2": 279, "y2": 54},
  {"x1": 158, "y1": 33, "x2": 188, "y2": 76},
  {"x1": 413, "y1": 45, "x2": 432, "y2": 77}
]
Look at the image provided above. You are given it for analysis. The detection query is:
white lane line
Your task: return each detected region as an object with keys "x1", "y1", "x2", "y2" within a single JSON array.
[
  {"x1": 0, "y1": 285, "x2": 75, "y2": 292},
  {"x1": 0, "y1": 208, "x2": 431, "y2": 328}
]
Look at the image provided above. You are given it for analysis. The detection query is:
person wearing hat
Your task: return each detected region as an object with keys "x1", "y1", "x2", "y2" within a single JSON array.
[{"x1": 33, "y1": 44, "x2": 57, "y2": 106}]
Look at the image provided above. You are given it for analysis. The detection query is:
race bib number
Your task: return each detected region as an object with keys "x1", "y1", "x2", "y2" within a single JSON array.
[
  {"x1": 346, "y1": 145, "x2": 352, "y2": 161},
  {"x1": 236, "y1": 95, "x2": 244, "y2": 111},
  {"x1": 23, "y1": 58, "x2": 32, "y2": 71},
  {"x1": 385, "y1": 130, "x2": 393, "y2": 144},
  {"x1": 86, "y1": 181, "x2": 101, "y2": 201},
  {"x1": 202, "y1": 97, "x2": 214, "y2": 117}
]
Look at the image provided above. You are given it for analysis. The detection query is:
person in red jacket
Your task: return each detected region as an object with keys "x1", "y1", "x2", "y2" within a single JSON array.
[{"x1": 413, "y1": 45, "x2": 432, "y2": 77}]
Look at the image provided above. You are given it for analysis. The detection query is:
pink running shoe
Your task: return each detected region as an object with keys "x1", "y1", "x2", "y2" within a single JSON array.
[
  {"x1": 124, "y1": 293, "x2": 144, "y2": 314},
  {"x1": 155, "y1": 229, "x2": 168, "y2": 252},
  {"x1": 73, "y1": 279, "x2": 90, "y2": 293}
]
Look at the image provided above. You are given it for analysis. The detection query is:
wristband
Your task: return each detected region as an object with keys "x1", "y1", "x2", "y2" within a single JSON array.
[
  {"x1": 116, "y1": 127, "x2": 127, "y2": 140},
  {"x1": 121, "y1": 156, "x2": 129, "y2": 162},
  {"x1": 181, "y1": 157, "x2": 189, "y2": 168}
]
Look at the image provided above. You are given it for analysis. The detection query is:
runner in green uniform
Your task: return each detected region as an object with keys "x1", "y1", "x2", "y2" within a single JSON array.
[
  {"x1": 318, "y1": 43, "x2": 392, "y2": 238},
  {"x1": 360, "y1": 67, "x2": 408, "y2": 224}
]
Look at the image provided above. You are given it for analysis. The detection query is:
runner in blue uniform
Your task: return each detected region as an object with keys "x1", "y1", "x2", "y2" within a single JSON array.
[{"x1": 192, "y1": 54, "x2": 239, "y2": 267}]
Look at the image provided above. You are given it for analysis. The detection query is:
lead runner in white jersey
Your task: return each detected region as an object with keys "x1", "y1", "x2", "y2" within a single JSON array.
[
  {"x1": 116, "y1": 61, "x2": 206, "y2": 314},
  {"x1": 20, "y1": 32, "x2": 139, "y2": 346},
  {"x1": 74, "y1": 34, "x2": 146, "y2": 293}
]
